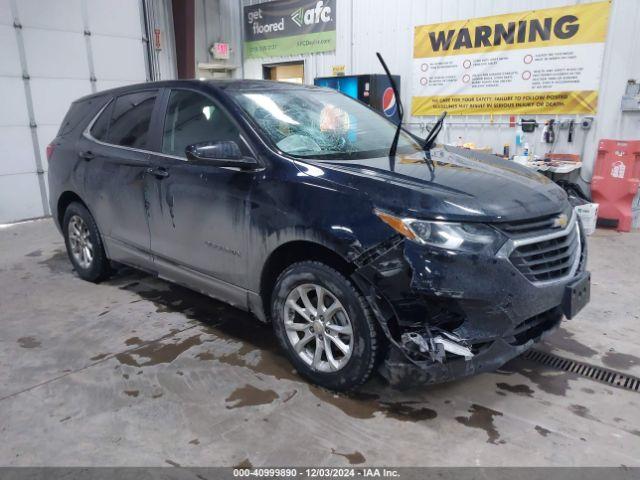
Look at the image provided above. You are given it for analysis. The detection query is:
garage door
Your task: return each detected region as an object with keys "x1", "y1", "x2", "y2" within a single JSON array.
[{"x1": 0, "y1": 0, "x2": 149, "y2": 224}]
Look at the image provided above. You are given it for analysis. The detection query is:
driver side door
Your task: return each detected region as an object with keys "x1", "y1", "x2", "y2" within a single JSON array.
[{"x1": 145, "y1": 88, "x2": 259, "y2": 305}]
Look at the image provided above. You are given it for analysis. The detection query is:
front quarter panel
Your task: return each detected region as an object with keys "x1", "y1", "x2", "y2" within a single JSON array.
[{"x1": 245, "y1": 158, "x2": 392, "y2": 293}]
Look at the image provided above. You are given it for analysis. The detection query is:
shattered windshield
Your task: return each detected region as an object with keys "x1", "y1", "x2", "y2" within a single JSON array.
[{"x1": 230, "y1": 88, "x2": 422, "y2": 159}]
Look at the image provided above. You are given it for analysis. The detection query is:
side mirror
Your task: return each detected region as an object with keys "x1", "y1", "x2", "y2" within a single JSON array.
[{"x1": 185, "y1": 141, "x2": 257, "y2": 169}]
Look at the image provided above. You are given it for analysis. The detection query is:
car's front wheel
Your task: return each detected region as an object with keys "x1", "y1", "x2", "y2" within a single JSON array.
[
  {"x1": 62, "y1": 202, "x2": 111, "y2": 282},
  {"x1": 271, "y1": 261, "x2": 378, "y2": 390}
]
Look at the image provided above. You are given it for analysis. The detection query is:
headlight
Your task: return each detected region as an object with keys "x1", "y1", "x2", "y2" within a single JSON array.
[{"x1": 374, "y1": 209, "x2": 503, "y2": 253}]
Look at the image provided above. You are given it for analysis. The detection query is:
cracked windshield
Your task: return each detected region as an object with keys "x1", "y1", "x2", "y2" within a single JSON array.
[{"x1": 231, "y1": 89, "x2": 422, "y2": 159}]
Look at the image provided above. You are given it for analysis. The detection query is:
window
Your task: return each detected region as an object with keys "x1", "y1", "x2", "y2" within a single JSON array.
[
  {"x1": 162, "y1": 90, "x2": 244, "y2": 158},
  {"x1": 90, "y1": 91, "x2": 157, "y2": 148},
  {"x1": 230, "y1": 89, "x2": 422, "y2": 160},
  {"x1": 90, "y1": 101, "x2": 113, "y2": 141}
]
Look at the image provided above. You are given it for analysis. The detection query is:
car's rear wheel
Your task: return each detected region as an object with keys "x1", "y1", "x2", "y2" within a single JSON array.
[
  {"x1": 271, "y1": 261, "x2": 378, "y2": 390},
  {"x1": 62, "y1": 202, "x2": 110, "y2": 282}
]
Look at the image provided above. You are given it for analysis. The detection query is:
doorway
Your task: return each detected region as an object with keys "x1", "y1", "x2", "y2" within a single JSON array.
[{"x1": 263, "y1": 61, "x2": 304, "y2": 84}]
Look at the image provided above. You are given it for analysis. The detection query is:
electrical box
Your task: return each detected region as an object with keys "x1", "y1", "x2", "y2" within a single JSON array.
[
  {"x1": 622, "y1": 80, "x2": 640, "y2": 112},
  {"x1": 314, "y1": 74, "x2": 401, "y2": 125}
]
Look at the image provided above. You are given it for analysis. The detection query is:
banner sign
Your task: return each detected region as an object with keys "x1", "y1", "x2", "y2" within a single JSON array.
[
  {"x1": 243, "y1": 0, "x2": 336, "y2": 59},
  {"x1": 411, "y1": 1, "x2": 611, "y2": 116}
]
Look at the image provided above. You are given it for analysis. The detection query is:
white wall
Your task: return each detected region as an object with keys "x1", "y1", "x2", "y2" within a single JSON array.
[
  {"x1": 241, "y1": 0, "x2": 640, "y2": 194},
  {"x1": 194, "y1": 0, "x2": 243, "y2": 78},
  {"x1": 0, "y1": 0, "x2": 151, "y2": 223}
]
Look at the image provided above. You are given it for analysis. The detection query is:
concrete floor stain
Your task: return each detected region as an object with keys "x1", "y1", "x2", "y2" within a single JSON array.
[
  {"x1": 38, "y1": 250, "x2": 71, "y2": 273},
  {"x1": 331, "y1": 449, "x2": 366, "y2": 465},
  {"x1": 535, "y1": 425, "x2": 551, "y2": 437},
  {"x1": 117, "y1": 277, "x2": 301, "y2": 380},
  {"x1": 455, "y1": 404, "x2": 504, "y2": 445},
  {"x1": 496, "y1": 382, "x2": 535, "y2": 397},
  {"x1": 568, "y1": 404, "x2": 599, "y2": 422},
  {"x1": 502, "y1": 358, "x2": 577, "y2": 396},
  {"x1": 116, "y1": 334, "x2": 203, "y2": 367},
  {"x1": 90, "y1": 353, "x2": 109, "y2": 361},
  {"x1": 25, "y1": 249, "x2": 42, "y2": 257},
  {"x1": 380, "y1": 401, "x2": 437, "y2": 421},
  {"x1": 17, "y1": 336, "x2": 41, "y2": 348},
  {"x1": 309, "y1": 386, "x2": 437, "y2": 422},
  {"x1": 602, "y1": 351, "x2": 640, "y2": 370},
  {"x1": 195, "y1": 351, "x2": 215, "y2": 361},
  {"x1": 225, "y1": 384, "x2": 279, "y2": 409},
  {"x1": 124, "y1": 390, "x2": 139, "y2": 397},
  {"x1": 546, "y1": 328, "x2": 598, "y2": 357}
]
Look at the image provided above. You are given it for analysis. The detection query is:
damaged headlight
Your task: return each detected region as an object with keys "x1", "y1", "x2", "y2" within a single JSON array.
[{"x1": 374, "y1": 209, "x2": 503, "y2": 253}]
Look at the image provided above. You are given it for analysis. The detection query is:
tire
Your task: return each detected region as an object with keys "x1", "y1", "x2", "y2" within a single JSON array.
[
  {"x1": 62, "y1": 202, "x2": 111, "y2": 282},
  {"x1": 271, "y1": 261, "x2": 378, "y2": 391}
]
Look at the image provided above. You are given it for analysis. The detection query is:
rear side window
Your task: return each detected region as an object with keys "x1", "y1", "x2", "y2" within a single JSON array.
[
  {"x1": 90, "y1": 101, "x2": 113, "y2": 141},
  {"x1": 90, "y1": 90, "x2": 157, "y2": 149},
  {"x1": 59, "y1": 97, "x2": 108, "y2": 137}
]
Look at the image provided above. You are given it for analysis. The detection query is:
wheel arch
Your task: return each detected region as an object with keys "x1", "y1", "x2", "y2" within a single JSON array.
[
  {"x1": 57, "y1": 191, "x2": 89, "y2": 228},
  {"x1": 259, "y1": 240, "x2": 356, "y2": 322}
]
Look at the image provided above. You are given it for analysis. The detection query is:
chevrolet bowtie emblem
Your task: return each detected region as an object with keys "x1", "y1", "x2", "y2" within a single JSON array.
[{"x1": 552, "y1": 213, "x2": 569, "y2": 229}]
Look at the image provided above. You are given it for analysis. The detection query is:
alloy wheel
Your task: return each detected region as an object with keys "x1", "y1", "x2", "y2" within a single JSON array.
[
  {"x1": 283, "y1": 283, "x2": 354, "y2": 372},
  {"x1": 68, "y1": 214, "x2": 94, "y2": 269}
]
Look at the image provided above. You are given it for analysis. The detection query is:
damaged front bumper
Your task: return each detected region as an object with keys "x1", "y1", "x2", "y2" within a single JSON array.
[{"x1": 351, "y1": 224, "x2": 589, "y2": 387}]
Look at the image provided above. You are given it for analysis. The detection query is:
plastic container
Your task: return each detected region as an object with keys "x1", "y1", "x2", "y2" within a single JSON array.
[
  {"x1": 591, "y1": 139, "x2": 640, "y2": 232},
  {"x1": 632, "y1": 190, "x2": 640, "y2": 230},
  {"x1": 574, "y1": 203, "x2": 599, "y2": 235}
]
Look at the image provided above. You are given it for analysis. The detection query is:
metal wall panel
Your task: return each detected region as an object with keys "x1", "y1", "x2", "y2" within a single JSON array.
[
  {"x1": 0, "y1": 0, "x2": 152, "y2": 223},
  {"x1": 16, "y1": 0, "x2": 83, "y2": 31},
  {"x1": 92, "y1": 35, "x2": 147, "y2": 82},
  {"x1": 0, "y1": 173, "x2": 46, "y2": 224},
  {"x1": 0, "y1": 25, "x2": 20, "y2": 75},
  {"x1": 88, "y1": 0, "x2": 145, "y2": 37},
  {"x1": 0, "y1": 127, "x2": 35, "y2": 176},
  {"x1": 240, "y1": 0, "x2": 640, "y2": 193},
  {"x1": 143, "y1": 0, "x2": 178, "y2": 81}
]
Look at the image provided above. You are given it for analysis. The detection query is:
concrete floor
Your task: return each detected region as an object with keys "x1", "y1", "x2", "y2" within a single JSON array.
[{"x1": 0, "y1": 218, "x2": 639, "y2": 467}]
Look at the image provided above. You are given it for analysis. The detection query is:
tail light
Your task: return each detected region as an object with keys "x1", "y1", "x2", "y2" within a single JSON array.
[{"x1": 46, "y1": 143, "x2": 55, "y2": 160}]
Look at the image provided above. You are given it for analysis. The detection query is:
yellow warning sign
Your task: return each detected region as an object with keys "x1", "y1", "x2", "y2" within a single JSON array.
[{"x1": 412, "y1": 2, "x2": 611, "y2": 115}]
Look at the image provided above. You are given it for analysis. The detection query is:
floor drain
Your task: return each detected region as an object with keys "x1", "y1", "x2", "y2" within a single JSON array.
[{"x1": 522, "y1": 349, "x2": 640, "y2": 393}]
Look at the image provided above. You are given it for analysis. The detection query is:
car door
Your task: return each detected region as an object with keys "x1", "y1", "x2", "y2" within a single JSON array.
[
  {"x1": 78, "y1": 89, "x2": 160, "y2": 268},
  {"x1": 145, "y1": 88, "x2": 259, "y2": 305}
]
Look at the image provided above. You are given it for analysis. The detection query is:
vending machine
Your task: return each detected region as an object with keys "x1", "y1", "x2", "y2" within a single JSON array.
[{"x1": 313, "y1": 74, "x2": 401, "y2": 125}]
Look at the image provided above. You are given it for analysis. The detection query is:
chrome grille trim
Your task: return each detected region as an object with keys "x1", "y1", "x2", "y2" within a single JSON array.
[{"x1": 496, "y1": 211, "x2": 581, "y2": 286}]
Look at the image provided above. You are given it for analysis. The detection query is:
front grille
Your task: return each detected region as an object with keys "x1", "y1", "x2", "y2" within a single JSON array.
[
  {"x1": 509, "y1": 221, "x2": 580, "y2": 283},
  {"x1": 498, "y1": 212, "x2": 562, "y2": 236}
]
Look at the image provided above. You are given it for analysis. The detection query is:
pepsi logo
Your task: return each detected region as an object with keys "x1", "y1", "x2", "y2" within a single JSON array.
[{"x1": 382, "y1": 87, "x2": 397, "y2": 117}]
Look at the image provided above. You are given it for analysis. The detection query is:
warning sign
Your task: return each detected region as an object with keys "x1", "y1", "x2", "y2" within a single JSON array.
[{"x1": 411, "y1": 2, "x2": 611, "y2": 115}]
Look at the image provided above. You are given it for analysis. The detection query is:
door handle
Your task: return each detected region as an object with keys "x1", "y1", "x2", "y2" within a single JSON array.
[
  {"x1": 146, "y1": 167, "x2": 170, "y2": 179},
  {"x1": 78, "y1": 150, "x2": 95, "y2": 161}
]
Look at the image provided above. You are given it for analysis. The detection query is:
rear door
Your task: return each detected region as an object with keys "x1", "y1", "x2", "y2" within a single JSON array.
[
  {"x1": 145, "y1": 88, "x2": 258, "y2": 303},
  {"x1": 78, "y1": 89, "x2": 161, "y2": 267}
]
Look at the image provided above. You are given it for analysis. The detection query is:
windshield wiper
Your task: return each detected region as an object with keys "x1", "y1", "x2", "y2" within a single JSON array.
[
  {"x1": 423, "y1": 111, "x2": 447, "y2": 150},
  {"x1": 376, "y1": 52, "x2": 403, "y2": 170}
]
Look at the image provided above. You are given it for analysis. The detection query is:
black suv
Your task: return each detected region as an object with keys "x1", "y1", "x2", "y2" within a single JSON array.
[{"x1": 48, "y1": 80, "x2": 590, "y2": 390}]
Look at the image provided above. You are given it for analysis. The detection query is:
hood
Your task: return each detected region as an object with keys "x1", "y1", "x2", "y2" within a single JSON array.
[{"x1": 299, "y1": 146, "x2": 568, "y2": 223}]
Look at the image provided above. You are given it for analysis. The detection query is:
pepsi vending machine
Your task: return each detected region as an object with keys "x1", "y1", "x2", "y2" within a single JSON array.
[{"x1": 313, "y1": 74, "x2": 401, "y2": 125}]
